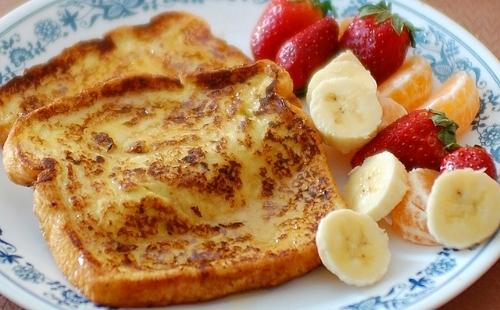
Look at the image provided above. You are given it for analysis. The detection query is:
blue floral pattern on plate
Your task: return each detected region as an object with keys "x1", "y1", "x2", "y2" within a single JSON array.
[
  {"x1": 0, "y1": 0, "x2": 498, "y2": 309},
  {"x1": 0, "y1": 228, "x2": 93, "y2": 308},
  {"x1": 342, "y1": 248, "x2": 458, "y2": 310}
]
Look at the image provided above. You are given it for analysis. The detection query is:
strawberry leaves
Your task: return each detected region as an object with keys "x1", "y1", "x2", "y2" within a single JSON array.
[
  {"x1": 431, "y1": 110, "x2": 460, "y2": 151},
  {"x1": 359, "y1": 1, "x2": 418, "y2": 47},
  {"x1": 313, "y1": 0, "x2": 337, "y2": 17},
  {"x1": 359, "y1": 1, "x2": 392, "y2": 20}
]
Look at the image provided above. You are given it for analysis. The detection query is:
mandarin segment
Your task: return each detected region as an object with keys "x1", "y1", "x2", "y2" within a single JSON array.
[
  {"x1": 338, "y1": 17, "x2": 353, "y2": 40},
  {"x1": 378, "y1": 95, "x2": 407, "y2": 130},
  {"x1": 378, "y1": 55, "x2": 433, "y2": 111},
  {"x1": 419, "y1": 71, "x2": 479, "y2": 136},
  {"x1": 388, "y1": 168, "x2": 439, "y2": 246}
]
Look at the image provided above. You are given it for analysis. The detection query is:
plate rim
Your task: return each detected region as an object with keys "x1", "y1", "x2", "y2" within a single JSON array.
[{"x1": 0, "y1": 0, "x2": 498, "y2": 309}]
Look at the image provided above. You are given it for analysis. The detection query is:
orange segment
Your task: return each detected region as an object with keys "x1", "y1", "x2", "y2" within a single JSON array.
[
  {"x1": 378, "y1": 95, "x2": 407, "y2": 130},
  {"x1": 386, "y1": 168, "x2": 439, "y2": 246},
  {"x1": 378, "y1": 55, "x2": 433, "y2": 111},
  {"x1": 419, "y1": 71, "x2": 479, "y2": 136}
]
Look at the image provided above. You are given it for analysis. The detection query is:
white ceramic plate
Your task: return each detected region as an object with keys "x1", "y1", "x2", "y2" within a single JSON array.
[{"x1": 0, "y1": 0, "x2": 498, "y2": 309}]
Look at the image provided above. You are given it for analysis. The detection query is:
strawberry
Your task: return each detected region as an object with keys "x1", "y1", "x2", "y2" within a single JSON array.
[
  {"x1": 251, "y1": 0, "x2": 333, "y2": 61},
  {"x1": 440, "y1": 146, "x2": 497, "y2": 179},
  {"x1": 351, "y1": 110, "x2": 459, "y2": 170},
  {"x1": 276, "y1": 16, "x2": 339, "y2": 91},
  {"x1": 339, "y1": 1, "x2": 416, "y2": 83}
]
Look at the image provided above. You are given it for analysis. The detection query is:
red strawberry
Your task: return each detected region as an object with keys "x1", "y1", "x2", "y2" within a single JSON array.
[
  {"x1": 276, "y1": 16, "x2": 339, "y2": 91},
  {"x1": 251, "y1": 0, "x2": 333, "y2": 61},
  {"x1": 440, "y1": 146, "x2": 497, "y2": 179},
  {"x1": 339, "y1": 1, "x2": 416, "y2": 83},
  {"x1": 351, "y1": 110, "x2": 459, "y2": 170}
]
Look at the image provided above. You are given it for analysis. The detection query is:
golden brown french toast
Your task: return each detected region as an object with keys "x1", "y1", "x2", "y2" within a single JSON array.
[
  {"x1": 0, "y1": 11, "x2": 249, "y2": 144},
  {"x1": 3, "y1": 61, "x2": 344, "y2": 307}
]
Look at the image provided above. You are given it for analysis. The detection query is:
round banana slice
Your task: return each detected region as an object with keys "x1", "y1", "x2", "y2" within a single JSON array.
[
  {"x1": 306, "y1": 61, "x2": 377, "y2": 106},
  {"x1": 306, "y1": 50, "x2": 377, "y2": 106},
  {"x1": 427, "y1": 169, "x2": 500, "y2": 249},
  {"x1": 309, "y1": 78, "x2": 382, "y2": 154},
  {"x1": 316, "y1": 209, "x2": 391, "y2": 286},
  {"x1": 344, "y1": 151, "x2": 409, "y2": 221}
]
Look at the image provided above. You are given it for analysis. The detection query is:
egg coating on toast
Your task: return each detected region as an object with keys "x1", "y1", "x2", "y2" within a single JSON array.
[{"x1": 3, "y1": 61, "x2": 344, "y2": 307}]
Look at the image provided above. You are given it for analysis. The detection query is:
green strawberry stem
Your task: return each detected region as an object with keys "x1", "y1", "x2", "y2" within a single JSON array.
[
  {"x1": 358, "y1": 1, "x2": 418, "y2": 47},
  {"x1": 309, "y1": 0, "x2": 337, "y2": 17},
  {"x1": 431, "y1": 110, "x2": 460, "y2": 151}
]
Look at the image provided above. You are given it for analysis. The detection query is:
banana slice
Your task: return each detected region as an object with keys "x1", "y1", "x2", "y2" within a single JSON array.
[
  {"x1": 344, "y1": 151, "x2": 409, "y2": 221},
  {"x1": 427, "y1": 169, "x2": 500, "y2": 249},
  {"x1": 309, "y1": 78, "x2": 382, "y2": 153},
  {"x1": 316, "y1": 209, "x2": 391, "y2": 286},
  {"x1": 306, "y1": 50, "x2": 377, "y2": 106}
]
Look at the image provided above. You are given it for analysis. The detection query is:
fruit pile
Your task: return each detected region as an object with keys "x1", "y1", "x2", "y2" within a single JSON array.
[{"x1": 252, "y1": 0, "x2": 499, "y2": 286}]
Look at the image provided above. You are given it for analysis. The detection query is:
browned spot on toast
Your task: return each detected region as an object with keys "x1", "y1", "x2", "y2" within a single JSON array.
[
  {"x1": 92, "y1": 132, "x2": 114, "y2": 151},
  {"x1": 126, "y1": 141, "x2": 148, "y2": 154},
  {"x1": 193, "y1": 64, "x2": 260, "y2": 89}
]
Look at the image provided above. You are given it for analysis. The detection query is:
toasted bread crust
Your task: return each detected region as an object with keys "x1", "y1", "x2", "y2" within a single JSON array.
[
  {"x1": 0, "y1": 11, "x2": 250, "y2": 144},
  {"x1": 4, "y1": 61, "x2": 344, "y2": 306},
  {"x1": 35, "y1": 179, "x2": 320, "y2": 306}
]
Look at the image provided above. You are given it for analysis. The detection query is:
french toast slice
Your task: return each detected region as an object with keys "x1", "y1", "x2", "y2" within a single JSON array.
[
  {"x1": 3, "y1": 61, "x2": 344, "y2": 307},
  {"x1": 0, "y1": 11, "x2": 250, "y2": 144}
]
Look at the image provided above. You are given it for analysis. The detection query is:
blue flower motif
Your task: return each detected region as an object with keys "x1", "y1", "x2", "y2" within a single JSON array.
[
  {"x1": 443, "y1": 40, "x2": 459, "y2": 58},
  {"x1": 479, "y1": 124, "x2": 500, "y2": 147},
  {"x1": 456, "y1": 58, "x2": 480, "y2": 83},
  {"x1": 0, "y1": 232, "x2": 21, "y2": 263},
  {"x1": 61, "y1": 289, "x2": 89, "y2": 306},
  {"x1": 481, "y1": 89, "x2": 500, "y2": 112},
  {"x1": 0, "y1": 34, "x2": 21, "y2": 55},
  {"x1": 0, "y1": 65, "x2": 16, "y2": 84},
  {"x1": 414, "y1": 30, "x2": 429, "y2": 46},
  {"x1": 46, "y1": 281, "x2": 90, "y2": 306},
  {"x1": 59, "y1": 9, "x2": 79, "y2": 31},
  {"x1": 13, "y1": 263, "x2": 45, "y2": 283},
  {"x1": 437, "y1": 247, "x2": 453, "y2": 256},
  {"x1": 490, "y1": 146, "x2": 500, "y2": 164},
  {"x1": 409, "y1": 277, "x2": 433, "y2": 290},
  {"x1": 9, "y1": 47, "x2": 32, "y2": 67},
  {"x1": 424, "y1": 257, "x2": 456, "y2": 276},
  {"x1": 472, "y1": 90, "x2": 498, "y2": 130},
  {"x1": 343, "y1": 296, "x2": 382, "y2": 310},
  {"x1": 0, "y1": 250, "x2": 21, "y2": 264},
  {"x1": 432, "y1": 61, "x2": 453, "y2": 81},
  {"x1": 100, "y1": 0, "x2": 145, "y2": 20},
  {"x1": 34, "y1": 19, "x2": 61, "y2": 43},
  {"x1": 415, "y1": 27, "x2": 485, "y2": 83}
]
